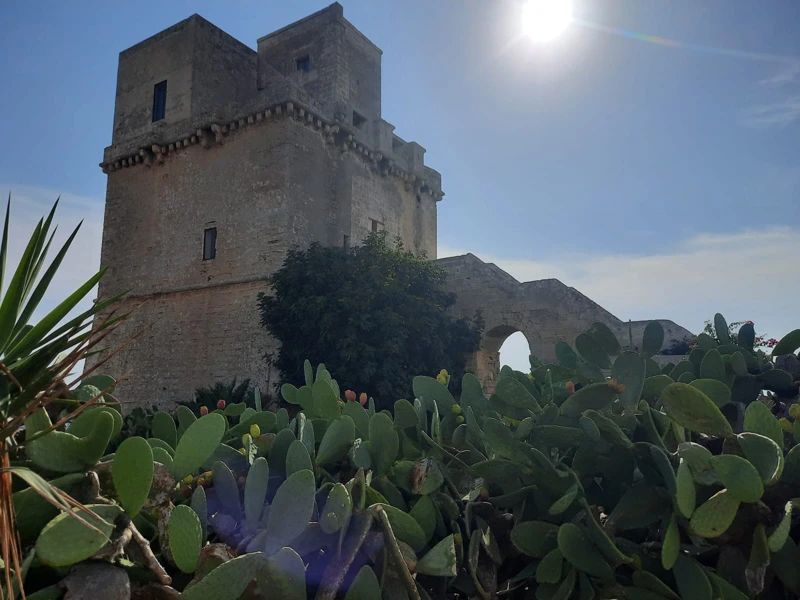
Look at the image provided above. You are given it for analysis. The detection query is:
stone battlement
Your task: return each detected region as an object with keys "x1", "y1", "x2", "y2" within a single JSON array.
[
  {"x1": 101, "y1": 97, "x2": 443, "y2": 201},
  {"x1": 104, "y1": 4, "x2": 440, "y2": 197}
]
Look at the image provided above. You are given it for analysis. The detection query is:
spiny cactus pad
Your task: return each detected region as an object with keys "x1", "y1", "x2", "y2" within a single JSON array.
[{"x1": 112, "y1": 436, "x2": 154, "y2": 516}]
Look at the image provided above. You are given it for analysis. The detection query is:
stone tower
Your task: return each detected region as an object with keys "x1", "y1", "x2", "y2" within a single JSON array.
[{"x1": 90, "y1": 4, "x2": 443, "y2": 408}]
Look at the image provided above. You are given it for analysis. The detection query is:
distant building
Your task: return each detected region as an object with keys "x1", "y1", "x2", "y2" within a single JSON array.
[{"x1": 90, "y1": 3, "x2": 691, "y2": 407}]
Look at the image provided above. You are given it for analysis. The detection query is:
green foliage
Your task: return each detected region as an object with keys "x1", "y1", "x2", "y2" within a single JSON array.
[
  {"x1": 259, "y1": 232, "x2": 482, "y2": 407},
  {"x1": 12, "y1": 312, "x2": 800, "y2": 600},
  {"x1": 35, "y1": 504, "x2": 122, "y2": 567},
  {"x1": 168, "y1": 505, "x2": 203, "y2": 573},
  {"x1": 180, "y1": 378, "x2": 257, "y2": 416},
  {"x1": 112, "y1": 436, "x2": 153, "y2": 516}
]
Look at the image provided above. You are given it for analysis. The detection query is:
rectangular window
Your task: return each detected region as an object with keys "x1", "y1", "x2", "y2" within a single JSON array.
[
  {"x1": 152, "y1": 80, "x2": 167, "y2": 122},
  {"x1": 203, "y1": 227, "x2": 217, "y2": 260},
  {"x1": 370, "y1": 219, "x2": 383, "y2": 233},
  {"x1": 343, "y1": 235, "x2": 350, "y2": 249},
  {"x1": 296, "y1": 55, "x2": 310, "y2": 72}
]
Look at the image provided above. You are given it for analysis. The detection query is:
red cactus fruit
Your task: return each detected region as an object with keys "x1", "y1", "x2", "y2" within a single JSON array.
[
  {"x1": 200, "y1": 406, "x2": 209, "y2": 416},
  {"x1": 345, "y1": 390, "x2": 356, "y2": 402},
  {"x1": 217, "y1": 399, "x2": 226, "y2": 410},
  {"x1": 359, "y1": 393, "x2": 368, "y2": 406}
]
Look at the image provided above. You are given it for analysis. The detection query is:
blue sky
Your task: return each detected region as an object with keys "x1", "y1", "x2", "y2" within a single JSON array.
[{"x1": 1, "y1": 0, "x2": 799, "y2": 372}]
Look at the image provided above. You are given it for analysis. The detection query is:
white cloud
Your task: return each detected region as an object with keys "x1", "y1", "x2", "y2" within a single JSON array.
[
  {"x1": 439, "y1": 226, "x2": 800, "y2": 371},
  {"x1": 744, "y1": 61, "x2": 800, "y2": 129}
]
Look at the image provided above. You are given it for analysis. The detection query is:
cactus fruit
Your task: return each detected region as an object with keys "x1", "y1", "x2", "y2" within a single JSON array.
[
  {"x1": 200, "y1": 406, "x2": 209, "y2": 416},
  {"x1": 345, "y1": 390, "x2": 356, "y2": 402},
  {"x1": 217, "y1": 399, "x2": 226, "y2": 409}
]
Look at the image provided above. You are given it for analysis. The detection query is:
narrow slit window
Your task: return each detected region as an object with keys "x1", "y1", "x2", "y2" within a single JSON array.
[
  {"x1": 353, "y1": 110, "x2": 367, "y2": 130},
  {"x1": 203, "y1": 227, "x2": 217, "y2": 261},
  {"x1": 370, "y1": 219, "x2": 383, "y2": 233},
  {"x1": 152, "y1": 80, "x2": 167, "y2": 122},
  {"x1": 296, "y1": 55, "x2": 310, "y2": 72},
  {"x1": 343, "y1": 234, "x2": 350, "y2": 249}
]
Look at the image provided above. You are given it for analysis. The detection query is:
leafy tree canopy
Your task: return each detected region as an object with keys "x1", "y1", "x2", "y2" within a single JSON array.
[{"x1": 259, "y1": 232, "x2": 482, "y2": 407}]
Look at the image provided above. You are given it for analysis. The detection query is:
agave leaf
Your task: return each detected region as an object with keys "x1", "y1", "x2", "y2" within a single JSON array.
[
  {"x1": 4, "y1": 268, "x2": 106, "y2": 363},
  {"x1": 0, "y1": 215, "x2": 43, "y2": 352}
]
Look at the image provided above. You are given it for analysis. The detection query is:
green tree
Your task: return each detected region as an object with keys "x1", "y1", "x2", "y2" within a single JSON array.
[{"x1": 258, "y1": 232, "x2": 482, "y2": 407}]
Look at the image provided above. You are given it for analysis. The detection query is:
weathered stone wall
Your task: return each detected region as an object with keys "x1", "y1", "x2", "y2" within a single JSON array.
[
  {"x1": 91, "y1": 89, "x2": 438, "y2": 408},
  {"x1": 99, "y1": 283, "x2": 274, "y2": 410},
  {"x1": 436, "y1": 253, "x2": 694, "y2": 392},
  {"x1": 256, "y1": 3, "x2": 381, "y2": 128}
]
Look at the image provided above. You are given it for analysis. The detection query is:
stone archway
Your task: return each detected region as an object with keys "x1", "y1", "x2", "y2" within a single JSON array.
[{"x1": 468, "y1": 324, "x2": 534, "y2": 393}]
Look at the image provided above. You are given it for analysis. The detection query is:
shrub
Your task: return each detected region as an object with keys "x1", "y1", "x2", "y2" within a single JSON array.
[{"x1": 258, "y1": 232, "x2": 483, "y2": 409}]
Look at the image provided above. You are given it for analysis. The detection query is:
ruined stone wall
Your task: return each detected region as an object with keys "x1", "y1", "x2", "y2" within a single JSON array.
[{"x1": 437, "y1": 253, "x2": 693, "y2": 392}]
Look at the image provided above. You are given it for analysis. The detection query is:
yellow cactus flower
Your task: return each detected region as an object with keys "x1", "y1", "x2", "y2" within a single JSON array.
[
  {"x1": 250, "y1": 424, "x2": 261, "y2": 438},
  {"x1": 779, "y1": 417, "x2": 792, "y2": 432},
  {"x1": 182, "y1": 474, "x2": 194, "y2": 485},
  {"x1": 242, "y1": 433, "x2": 251, "y2": 446},
  {"x1": 239, "y1": 447, "x2": 247, "y2": 456},
  {"x1": 789, "y1": 404, "x2": 800, "y2": 420}
]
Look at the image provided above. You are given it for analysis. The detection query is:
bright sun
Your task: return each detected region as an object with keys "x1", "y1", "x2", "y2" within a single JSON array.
[{"x1": 522, "y1": 0, "x2": 573, "y2": 42}]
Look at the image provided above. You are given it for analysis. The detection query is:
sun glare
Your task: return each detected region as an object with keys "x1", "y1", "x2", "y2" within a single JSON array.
[{"x1": 522, "y1": 0, "x2": 573, "y2": 42}]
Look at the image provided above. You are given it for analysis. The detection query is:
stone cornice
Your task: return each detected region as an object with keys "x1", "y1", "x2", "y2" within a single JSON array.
[{"x1": 100, "y1": 99, "x2": 444, "y2": 201}]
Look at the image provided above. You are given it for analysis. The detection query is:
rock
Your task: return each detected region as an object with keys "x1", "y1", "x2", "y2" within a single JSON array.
[{"x1": 63, "y1": 562, "x2": 130, "y2": 600}]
